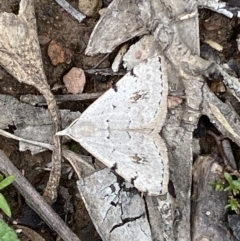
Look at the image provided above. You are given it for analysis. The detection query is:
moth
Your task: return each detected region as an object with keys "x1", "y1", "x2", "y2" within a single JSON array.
[{"x1": 57, "y1": 56, "x2": 169, "y2": 196}]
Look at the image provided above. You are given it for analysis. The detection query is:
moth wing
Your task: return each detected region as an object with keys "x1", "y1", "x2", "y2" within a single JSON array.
[
  {"x1": 77, "y1": 130, "x2": 169, "y2": 195},
  {"x1": 64, "y1": 56, "x2": 168, "y2": 132}
]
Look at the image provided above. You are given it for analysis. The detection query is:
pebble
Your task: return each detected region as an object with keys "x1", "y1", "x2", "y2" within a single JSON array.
[
  {"x1": 63, "y1": 67, "x2": 86, "y2": 94},
  {"x1": 167, "y1": 96, "x2": 183, "y2": 109},
  {"x1": 47, "y1": 40, "x2": 66, "y2": 65},
  {"x1": 78, "y1": 0, "x2": 102, "y2": 17},
  {"x1": 38, "y1": 35, "x2": 51, "y2": 45}
]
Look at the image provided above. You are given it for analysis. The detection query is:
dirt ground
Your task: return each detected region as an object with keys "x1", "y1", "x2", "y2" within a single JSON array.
[{"x1": 0, "y1": 1, "x2": 240, "y2": 240}]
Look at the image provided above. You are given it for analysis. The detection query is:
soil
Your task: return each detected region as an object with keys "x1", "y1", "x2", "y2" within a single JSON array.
[{"x1": 0, "y1": 1, "x2": 239, "y2": 240}]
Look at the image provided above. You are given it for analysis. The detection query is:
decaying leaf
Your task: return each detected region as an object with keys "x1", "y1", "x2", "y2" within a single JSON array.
[
  {"x1": 0, "y1": 0, "x2": 61, "y2": 204},
  {"x1": 0, "y1": 95, "x2": 81, "y2": 154}
]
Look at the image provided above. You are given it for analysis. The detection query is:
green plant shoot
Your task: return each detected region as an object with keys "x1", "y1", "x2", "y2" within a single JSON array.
[{"x1": 0, "y1": 175, "x2": 15, "y2": 217}]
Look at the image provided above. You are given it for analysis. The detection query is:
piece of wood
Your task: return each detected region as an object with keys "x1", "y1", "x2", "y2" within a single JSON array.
[
  {"x1": 111, "y1": 43, "x2": 129, "y2": 72},
  {"x1": 58, "y1": 56, "x2": 169, "y2": 196},
  {"x1": 228, "y1": 215, "x2": 240, "y2": 240},
  {"x1": 0, "y1": 94, "x2": 81, "y2": 154},
  {"x1": 55, "y1": 0, "x2": 86, "y2": 22},
  {"x1": 122, "y1": 35, "x2": 158, "y2": 71},
  {"x1": 0, "y1": 129, "x2": 95, "y2": 179},
  {"x1": 198, "y1": 0, "x2": 240, "y2": 18},
  {"x1": 0, "y1": 150, "x2": 81, "y2": 241},
  {"x1": 85, "y1": 68, "x2": 125, "y2": 76},
  {"x1": 202, "y1": 83, "x2": 240, "y2": 147},
  {"x1": 84, "y1": 1, "x2": 200, "y2": 240},
  {"x1": 20, "y1": 92, "x2": 103, "y2": 106},
  {"x1": 192, "y1": 155, "x2": 237, "y2": 241},
  {"x1": 77, "y1": 168, "x2": 152, "y2": 241}
]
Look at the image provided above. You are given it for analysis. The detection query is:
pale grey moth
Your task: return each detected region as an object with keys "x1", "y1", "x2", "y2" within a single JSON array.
[{"x1": 57, "y1": 56, "x2": 169, "y2": 196}]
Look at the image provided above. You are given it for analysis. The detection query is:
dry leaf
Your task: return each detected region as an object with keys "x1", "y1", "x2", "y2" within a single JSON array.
[{"x1": 0, "y1": 0, "x2": 61, "y2": 204}]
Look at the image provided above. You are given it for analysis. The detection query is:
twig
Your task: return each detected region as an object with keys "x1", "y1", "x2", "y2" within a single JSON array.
[
  {"x1": 55, "y1": 0, "x2": 86, "y2": 23},
  {"x1": 85, "y1": 68, "x2": 126, "y2": 76},
  {"x1": 0, "y1": 150, "x2": 81, "y2": 241},
  {"x1": 92, "y1": 54, "x2": 110, "y2": 68},
  {"x1": 40, "y1": 89, "x2": 62, "y2": 204},
  {"x1": 20, "y1": 92, "x2": 103, "y2": 106},
  {"x1": 0, "y1": 129, "x2": 94, "y2": 176},
  {"x1": 207, "y1": 130, "x2": 237, "y2": 169},
  {"x1": 0, "y1": 130, "x2": 53, "y2": 150},
  {"x1": 222, "y1": 139, "x2": 237, "y2": 170}
]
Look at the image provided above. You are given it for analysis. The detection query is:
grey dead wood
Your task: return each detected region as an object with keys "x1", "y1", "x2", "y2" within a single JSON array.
[
  {"x1": 0, "y1": 128, "x2": 96, "y2": 180},
  {"x1": 197, "y1": 0, "x2": 240, "y2": 18},
  {"x1": 55, "y1": 0, "x2": 86, "y2": 22},
  {"x1": 202, "y1": 83, "x2": 240, "y2": 146},
  {"x1": 111, "y1": 43, "x2": 129, "y2": 72},
  {"x1": 77, "y1": 168, "x2": 152, "y2": 241},
  {"x1": 191, "y1": 155, "x2": 237, "y2": 241},
  {"x1": 83, "y1": 0, "x2": 240, "y2": 240},
  {"x1": 222, "y1": 139, "x2": 237, "y2": 169},
  {"x1": 228, "y1": 215, "x2": 240, "y2": 240},
  {"x1": 0, "y1": 150, "x2": 81, "y2": 241},
  {"x1": 84, "y1": 68, "x2": 126, "y2": 76},
  {"x1": 0, "y1": 0, "x2": 61, "y2": 204},
  {"x1": 20, "y1": 92, "x2": 103, "y2": 106},
  {"x1": 15, "y1": 225, "x2": 46, "y2": 241},
  {"x1": 0, "y1": 94, "x2": 81, "y2": 154},
  {"x1": 85, "y1": 0, "x2": 200, "y2": 240}
]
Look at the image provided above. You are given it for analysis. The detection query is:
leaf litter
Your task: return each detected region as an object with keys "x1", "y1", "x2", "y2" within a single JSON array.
[{"x1": 0, "y1": 0, "x2": 239, "y2": 241}]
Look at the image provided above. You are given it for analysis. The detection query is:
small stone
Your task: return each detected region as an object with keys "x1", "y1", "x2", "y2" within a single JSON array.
[
  {"x1": 63, "y1": 67, "x2": 86, "y2": 94},
  {"x1": 200, "y1": 238, "x2": 210, "y2": 241},
  {"x1": 47, "y1": 40, "x2": 66, "y2": 65},
  {"x1": 38, "y1": 35, "x2": 51, "y2": 45},
  {"x1": 98, "y1": 8, "x2": 106, "y2": 15},
  {"x1": 205, "y1": 211, "x2": 211, "y2": 216},
  {"x1": 203, "y1": 20, "x2": 221, "y2": 31},
  {"x1": 78, "y1": 0, "x2": 102, "y2": 17},
  {"x1": 167, "y1": 96, "x2": 183, "y2": 109}
]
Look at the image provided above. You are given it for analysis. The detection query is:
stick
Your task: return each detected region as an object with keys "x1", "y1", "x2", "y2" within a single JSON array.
[
  {"x1": 92, "y1": 54, "x2": 110, "y2": 68},
  {"x1": 207, "y1": 130, "x2": 237, "y2": 170},
  {"x1": 20, "y1": 92, "x2": 103, "y2": 106},
  {"x1": 0, "y1": 150, "x2": 81, "y2": 241},
  {"x1": 85, "y1": 68, "x2": 126, "y2": 76},
  {"x1": 0, "y1": 130, "x2": 94, "y2": 176},
  {"x1": 55, "y1": 0, "x2": 86, "y2": 22}
]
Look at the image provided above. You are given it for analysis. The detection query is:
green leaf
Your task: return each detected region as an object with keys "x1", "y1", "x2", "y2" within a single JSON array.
[
  {"x1": 225, "y1": 198, "x2": 240, "y2": 212},
  {"x1": 224, "y1": 172, "x2": 233, "y2": 184},
  {"x1": 224, "y1": 186, "x2": 231, "y2": 192},
  {"x1": 215, "y1": 183, "x2": 224, "y2": 191},
  {"x1": 233, "y1": 180, "x2": 240, "y2": 190},
  {"x1": 210, "y1": 180, "x2": 224, "y2": 191},
  {"x1": 0, "y1": 175, "x2": 4, "y2": 182},
  {"x1": 0, "y1": 219, "x2": 20, "y2": 241},
  {"x1": 0, "y1": 194, "x2": 11, "y2": 217},
  {"x1": 232, "y1": 188, "x2": 239, "y2": 196},
  {"x1": 0, "y1": 176, "x2": 15, "y2": 190}
]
